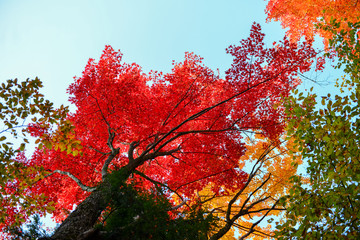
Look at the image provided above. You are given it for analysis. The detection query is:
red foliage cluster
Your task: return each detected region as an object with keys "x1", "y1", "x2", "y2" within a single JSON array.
[{"x1": 24, "y1": 23, "x2": 322, "y2": 222}]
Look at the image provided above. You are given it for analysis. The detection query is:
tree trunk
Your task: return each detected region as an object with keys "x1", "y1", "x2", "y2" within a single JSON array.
[
  {"x1": 48, "y1": 164, "x2": 136, "y2": 239},
  {"x1": 50, "y1": 185, "x2": 109, "y2": 240}
]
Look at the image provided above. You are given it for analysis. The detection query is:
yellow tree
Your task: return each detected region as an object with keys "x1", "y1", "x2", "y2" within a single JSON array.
[
  {"x1": 265, "y1": 0, "x2": 360, "y2": 45},
  {"x1": 193, "y1": 133, "x2": 303, "y2": 239}
]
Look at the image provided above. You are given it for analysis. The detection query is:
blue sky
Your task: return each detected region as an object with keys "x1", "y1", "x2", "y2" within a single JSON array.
[{"x1": 0, "y1": 0, "x2": 293, "y2": 108}]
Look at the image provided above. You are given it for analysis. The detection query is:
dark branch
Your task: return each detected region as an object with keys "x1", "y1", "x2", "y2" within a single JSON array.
[
  {"x1": 140, "y1": 71, "x2": 287, "y2": 158},
  {"x1": 102, "y1": 127, "x2": 120, "y2": 179},
  {"x1": 87, "y1": 146, "x2": 109, "y2": 155},
  {"x1": 128, "y1": 141, "x2": 138, "y2": 163},
  {"x1": 133, "y1": 170, "x2": 188, "y2": 209},
  {"x1": 239, "y1": 199, "x2": 280, "y2": 240}
]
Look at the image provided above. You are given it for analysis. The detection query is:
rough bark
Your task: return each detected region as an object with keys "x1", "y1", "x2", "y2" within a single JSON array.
[
  {"x1": 49, "y1": 166, "x2": 134, "y2": 240},
  {"x1": 50, "y1": 184, "x2": 109, "y2": 240},
  {"x1": 47, "y1": 150, "x2": 165, "y2": 240}
]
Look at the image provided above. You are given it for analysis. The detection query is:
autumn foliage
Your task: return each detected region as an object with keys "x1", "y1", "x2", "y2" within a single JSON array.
[
  {"x1": 0, "y1": 78, "x2": 67, "y2": 233},
  {"x1": 196, "y1": 134, "x2": 303, "y2": 239},
  {"x1": 265, "y1": 0, "x2": 360, "y2": 45},
  {"x1": 274, "y1": 20, "x2": 360, "y2": 239},
  {"x1": 1, "y1": 23, "x2": 323, "y2": 239}
]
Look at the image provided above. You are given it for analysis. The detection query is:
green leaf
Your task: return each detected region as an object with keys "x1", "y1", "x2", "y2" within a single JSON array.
[
  {"x1": 19, "y1": 143, "x2": 25, "y2": 151},
  {"x1": 44, "y1": 141, "x2": 52, "y2": 149}
]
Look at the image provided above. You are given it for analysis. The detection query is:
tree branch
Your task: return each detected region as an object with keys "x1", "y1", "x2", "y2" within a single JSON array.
[
  {"x1": 133, "y1": 170, "x2": 187, "y2": 206},
  {"x1": 46, "y1": 170, "x2": 97, "y2": 192},
  {"x1": 174, "y1": 168, "x2": 234, "y2": 191},
  {"x1": 209, "y1": 141, "x2": 280, "y2": 240},
  {"x1": 170, "y1": 199, "x2": 187, "y2": 210},
  {"x1": 102, "y1": 127, "x2": 120, "y2": 179},
  {"x1": 140, "y1": 72, "x2": 287, "y2": 158},
  {"x1": 87, "y1": 145, "x2": 109, "y2": 155},
  {"x1": 128, "y1": 141, "x2": 138, "y2": 163},
  {"x1": 239, "y1": 199, "x2": 280, "y2": 240},
  {"x1": 232, "y1": 222, "x2": 273, "y2": 238},
  {"x1": 127, "y1": 147, "x2": 180, "y2": 172}
]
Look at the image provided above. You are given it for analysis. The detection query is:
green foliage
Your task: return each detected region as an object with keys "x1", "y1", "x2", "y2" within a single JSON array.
[
  {"x1": 319, "y1": 18, "x2": 360, "y2": 80},
  {"x1": 98, "y1": 171, "x2": 218, "y2": 240},
  {"x1": 276, "y1": 21, "x2": 360, "y2": 239},
  {"x1": 7, "y1": 214, "x2": 51, "y2": 240},
  {"x1": 0, "y1": 78, "x2": 68, "y2": 229}
]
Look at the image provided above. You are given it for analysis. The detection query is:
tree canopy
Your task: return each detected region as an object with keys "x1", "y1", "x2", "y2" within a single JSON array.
[
  {"x1": 263, "y1": 0, "x2": 360, "y2": 238},
  {"x1": 275, "y1": 19, "x2": 360, "y2": 239},
  {"x1": 265, "y1": 0, "x2": 360, "y2": 46},
  {"x1": 0, "y1": 22, "x2": 324, "y2": 239}
]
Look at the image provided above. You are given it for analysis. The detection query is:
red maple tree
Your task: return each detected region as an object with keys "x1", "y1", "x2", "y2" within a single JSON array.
[{"x1": 4, "y1": 23, "x2": 322, "y2": 239}]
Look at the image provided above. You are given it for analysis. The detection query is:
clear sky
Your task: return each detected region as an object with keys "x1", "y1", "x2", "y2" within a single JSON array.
[{"x1": 0, "y1": 0, "x2": 292, "y2": 108}]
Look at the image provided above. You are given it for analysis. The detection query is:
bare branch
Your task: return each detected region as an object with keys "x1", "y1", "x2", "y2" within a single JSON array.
[
  {"x1": 232, "y1": 222, "x2": 273, "y2": 238},
  {"x1": 238, "y1": 174, "x2": 272, "y2": 215},
  {"x1": 209, "y1": 140, "x2": 283, "y2": 240},
  {"x1": 162, "y1": 78, "x2": 198, "y2": 127},
  {"x1": 133, "y1": 170, "x2": 186, "y2": 203},
  {"x1": 0, "y1": 124, "x2": 29, "y2": 135},
  {"x1": 224, "y1": 147, "x2": 272, "y2": 222},
  {"x1": 246, "y1": 207, "x2": 285, "y2": 215},
  {"x1": 46, "y1": 170, "x2": 97, "y2": 192},
  {"x1": 87, "y1": 146, "x2": 109, "y2": 155},
  {"x1": 128, "y1": 141, "x2": 138, "y2": 163},
  {"x1": 88, "y1": 93, "x2": 112, "y2": 128},
  {"x1": 239, "y1": 199, "x2": 280, "y2": 240},
  {"x1": 244, "y1": 196, "x2": 271, "y2": 213},
  {"x1": 102, "y1": 127, "x2": 120, "y2": 179},
  {"x1": 170, "y1": 199, "x2": 187, "y2": 210},
  {"x1": 154, "y1": 95, "x2": 272, "y2": 157},
  {"x1": 127, "y1": 147, "x2": 180, "y2": 172},
  {"x1": 174, "y1": 168, "x2": 234, "y2": 191},
  {"x1": 140, "y1": 71, "x2": 287, "y2": 158}
]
